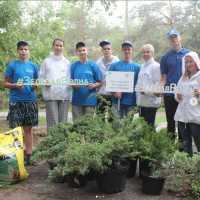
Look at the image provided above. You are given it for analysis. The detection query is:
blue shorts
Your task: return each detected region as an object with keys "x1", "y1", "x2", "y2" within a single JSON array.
[{"x1": 9, "y1": 102, "x2": 38, "y2": 128}]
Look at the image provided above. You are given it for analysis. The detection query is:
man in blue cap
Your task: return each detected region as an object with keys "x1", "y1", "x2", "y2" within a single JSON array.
[
  {"x1": 3, "y1": 41, "x2": 38, "y2": 165},
  {"x1": 108, "y1": 41, "x2": 140, "y2": 119},
  {"x1": 154, "y1": 29, "x2": 191, "y2": 140},
  {"x1": 96, "y1": 41, "x2": 119, "y2": 121}
]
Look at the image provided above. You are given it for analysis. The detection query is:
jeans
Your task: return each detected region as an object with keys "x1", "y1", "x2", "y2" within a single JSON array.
[
  {"x1": 112, "y1": 103, "x2": 135, "y2": 119},
  {"x1": 139, "y1": 107, "x2": 157, "y2": 126},
  {"x1": 178, "y1": 122, "x2": 200, "y2": 157}
]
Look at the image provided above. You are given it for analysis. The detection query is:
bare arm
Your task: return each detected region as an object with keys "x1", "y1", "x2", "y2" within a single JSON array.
[
  {"x1": 158, "y1": 74, "x2": 167, "y2": 87},
  {"x1": 85, "y1": 81, "x2": 102, "y2": 89},
  {"x1": 111, "y1": 92, "x2": 122, "y2": 99},
  {"x1": 3, "y1": 77, "x2": 24, "y2": 90}
]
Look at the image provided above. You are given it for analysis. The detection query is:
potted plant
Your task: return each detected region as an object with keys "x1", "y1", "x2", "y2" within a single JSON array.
[
  {"x1": 138, "y1": 128, "x2": 182, "y2": 195},
  {"x1": 31, "y1": 122, "x2": 73, "y2": 183},
  {"x1": 34, "y1": 96, "x2": 173, "y2": 193},
  {"x1": 164, "y1": 151, "x2": 200, "y2": 199},
  {"x1": 82, "y1": 97, "x2": 149, "y2": 194},
  {"x1": 48, "y1": 97, "x2": 147, "y2": 192},
  {"x1": 47, "y1": 134, "x2": 98, "y2": 188}
]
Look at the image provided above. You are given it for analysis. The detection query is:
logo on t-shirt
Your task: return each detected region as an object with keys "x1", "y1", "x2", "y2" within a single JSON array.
[
  {"x1": 85, "y1": 70, "x2": 92, "y2": 74},
  {"x1": 26, "y1": 69, "x2": 33, "y2": 73},
  {"x1": 143, "y1": 73, "x2": 149, "y2": 76}
]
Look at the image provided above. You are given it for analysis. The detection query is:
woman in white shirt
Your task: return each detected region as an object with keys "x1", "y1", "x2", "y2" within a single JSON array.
[
  {"x1": 174, "y1": 51, "x2": 200, "y2": 157},
  {"x1": 136, "y1": 44, "x2": 162, "y2": 126},
  {"x1": 39, "y1": 38, "x2": 71, "y2": 134}
]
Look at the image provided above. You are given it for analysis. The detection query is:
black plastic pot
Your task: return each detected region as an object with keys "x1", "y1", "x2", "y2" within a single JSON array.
[
  {"x1": 55, "y1": 175, "x2": 67, "y2": 183},
  {"x1": 95, "y1": 161, "x2": 129, "y2": 194},
  {"x1": 48, "y1": 162, "x2": 67, "y2": 183},
  {"x1": 126, "y1": 157, "x2": 138, "y2": 178},
  {"x1": 141, "y1": 169, "x2": 166, "y2": 195},
  {"x1": 48, "y1": 162, "x2": 56, "y2": 170},
  {"x1": 139, "y1": 158, "x2": 150, "y2": 178},
  {"x1": 87, "y1": 168, "x2": 96, "y2": 181},
  {"x1": 67, "y1": 173, "x2": 87, "y2": 188}
]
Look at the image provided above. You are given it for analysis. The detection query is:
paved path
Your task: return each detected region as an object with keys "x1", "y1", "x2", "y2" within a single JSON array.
[
  {"x1": 0, "y1": 111, "x2": 165, "y2": 118},
  {"x1": 0, "y1": 111, "x2": 167, "y2": 130}
]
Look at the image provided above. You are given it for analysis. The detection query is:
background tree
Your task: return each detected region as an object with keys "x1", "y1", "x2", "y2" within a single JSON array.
[{"x1": 0, "y1": 0, "x2": 200, "y2": 110}]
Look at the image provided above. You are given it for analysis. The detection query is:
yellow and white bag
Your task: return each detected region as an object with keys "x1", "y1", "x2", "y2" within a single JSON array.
[{"x1": 0, "y1": 127, "x2": 29, "y2": 187}]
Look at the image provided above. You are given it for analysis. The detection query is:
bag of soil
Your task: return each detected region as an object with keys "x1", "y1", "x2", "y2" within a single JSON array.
[{"x1": 0, "y1": 127, "x2": 29, "y2": 187}]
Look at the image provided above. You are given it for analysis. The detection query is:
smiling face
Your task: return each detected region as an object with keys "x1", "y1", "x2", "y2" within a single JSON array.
[
  {"x1": 168, "y1": 34, "x2": 182, "y2": 48},
  {"x1": 52, "y1": 40, "x2": 64, "y2": 56},
  {"x1": 17, "y1": 45, "x2": 30, "y2": 62},
  {"x1": 76, "y1": 46, "x2": 88, "y2": 60},
  {"x1": 121, "y1": 45, "x2": 134, "y2": 59},
  {"x1": 101, "y1": 44, "x2": 113, "y2": 58},
  {"x1": 185, "y1": 56, "x2": 199, "y2": 76},
  {"x1": 141, "y1": 49, "x2": 153, "y2": 62}
]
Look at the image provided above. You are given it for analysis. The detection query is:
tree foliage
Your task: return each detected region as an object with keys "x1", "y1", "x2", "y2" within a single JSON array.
[{"x1": 0, "y1": 0, "x2": 200, "y2": 105}]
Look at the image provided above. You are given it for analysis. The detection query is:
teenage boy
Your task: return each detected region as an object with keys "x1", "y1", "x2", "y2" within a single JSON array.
[
  {"x1": 96, "y1": 41, "x2": 119, "y2": 120},
  {"x1": 154, "y1": 29, "x2": 191, "y2": 139},
  {"x1": 108, "y1": 41, "x2": 140, "y2": 119},
  {"x1": 3, "y1": 41, "x2": 38, "y2": 165},
  {"x1": 70, "y1": 42, "x2": 102, "y2": 121}
]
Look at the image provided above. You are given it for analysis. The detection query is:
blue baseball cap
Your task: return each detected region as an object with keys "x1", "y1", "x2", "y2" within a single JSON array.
[
  {"x1": 167, "y1": 29, "x2": 180, "y2": 38},
  {"x1": 17, "y1": 41, "x2": 29, "y2": 48},
  {"x1": 121, "y1": 41, "x2": 134, "y2": 48},
  {"x1": 99, "y1": 41, "x2": 112, "y2": 47}
]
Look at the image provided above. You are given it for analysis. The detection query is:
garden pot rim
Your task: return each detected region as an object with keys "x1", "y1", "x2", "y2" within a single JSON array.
[
  {"x1": 141, "y1": 169, "x2": 166, "y2": 180},
  {"x1": 96, "y1": 160, "x2": 130, "y2": 174}
]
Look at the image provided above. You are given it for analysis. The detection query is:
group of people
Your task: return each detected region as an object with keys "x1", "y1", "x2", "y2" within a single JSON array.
[{"x1": 3, "y1": 28, "x2": 200, "y2": 165}]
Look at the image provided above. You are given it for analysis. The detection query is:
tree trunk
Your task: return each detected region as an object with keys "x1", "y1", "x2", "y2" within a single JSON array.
[
  {"x1": 125, "y1": 0, "x2": 129, "y2": 36},
  {"x1": 169, "y1": 0, "x2": 173, "y2": 29},
  {"x1": 78, "y1": 1, "x2": 85, "y2": 41}
]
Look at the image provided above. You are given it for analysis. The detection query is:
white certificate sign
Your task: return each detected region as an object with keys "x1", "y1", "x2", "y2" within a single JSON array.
[{"x1": 106, "y1": 71, "x2": 134, "y2": 92}]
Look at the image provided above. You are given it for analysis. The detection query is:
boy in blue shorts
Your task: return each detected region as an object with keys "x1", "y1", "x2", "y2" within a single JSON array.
[
  {"x1": 71, "y1": 42, "x2": 102, "y2": 121},
  {"x1": 109, "y1": 41, "x2": 140, "y2": 119},
  {"x1": 3, "y1": 41, "x2": 38, "y2": 165}
]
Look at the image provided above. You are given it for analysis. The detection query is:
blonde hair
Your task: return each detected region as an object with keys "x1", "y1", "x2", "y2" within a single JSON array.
[
  {"x1": 182, "y1": 55, "x2": 200, "y2": 81},
  {"x1": 140, "y1": 44, "x2": 154, "y2": 54}
]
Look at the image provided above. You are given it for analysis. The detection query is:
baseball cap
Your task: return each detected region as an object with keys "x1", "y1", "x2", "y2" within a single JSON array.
[
  {"x1": 99, "y1": 41, "x2": 112, "y2": 47},
  {"x1": 167, "y1": 29, "x2": 180, "y2": 38},
  {"x1": 76, "y1": 42, "x2": 86, "y2": 50},
  {"x1": 17, "y1": 41, "x2": 29, "y2": 48},
  {"x1": 121, "y1": 41, "x2": 134, "y2": 48}
]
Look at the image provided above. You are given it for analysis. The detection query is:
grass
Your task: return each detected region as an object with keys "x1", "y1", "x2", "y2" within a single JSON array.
[
  {"x1": 134, "y1": 115, "x2": 166, "y2": 125},
  {"x1": 38, "y1": 116, "x2": 47, "y2": 126},
  {"x1": 0, "y1": 111, "x2": 167, "y2": 132},
  {"x1": 157, "y1": 107, "x2": 165, "y2": 112}
]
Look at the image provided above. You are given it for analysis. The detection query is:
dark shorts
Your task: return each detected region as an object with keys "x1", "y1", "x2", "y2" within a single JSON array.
[{"x1": 9, "y1": 102, "x2": 38, "y2": 128}]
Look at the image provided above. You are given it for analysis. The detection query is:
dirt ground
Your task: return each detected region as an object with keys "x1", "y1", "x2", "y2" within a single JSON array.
[{"x1": 0, "y1": 118, "x2": 186, "y2": 200}]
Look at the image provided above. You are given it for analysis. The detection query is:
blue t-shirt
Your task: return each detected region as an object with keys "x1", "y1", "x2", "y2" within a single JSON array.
[
  {"x1": 108, "y1": 60, "x2": 140, "y2": 106},
  {"x1": 4, "y1": 60, "x2": 38, "y2": 102},
  {"x1": 71, "y1": 60, "x2": 101, "y2": 105},
  {"x1": 160, "y1": 47, "x2": 191, "y2": 96}
]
